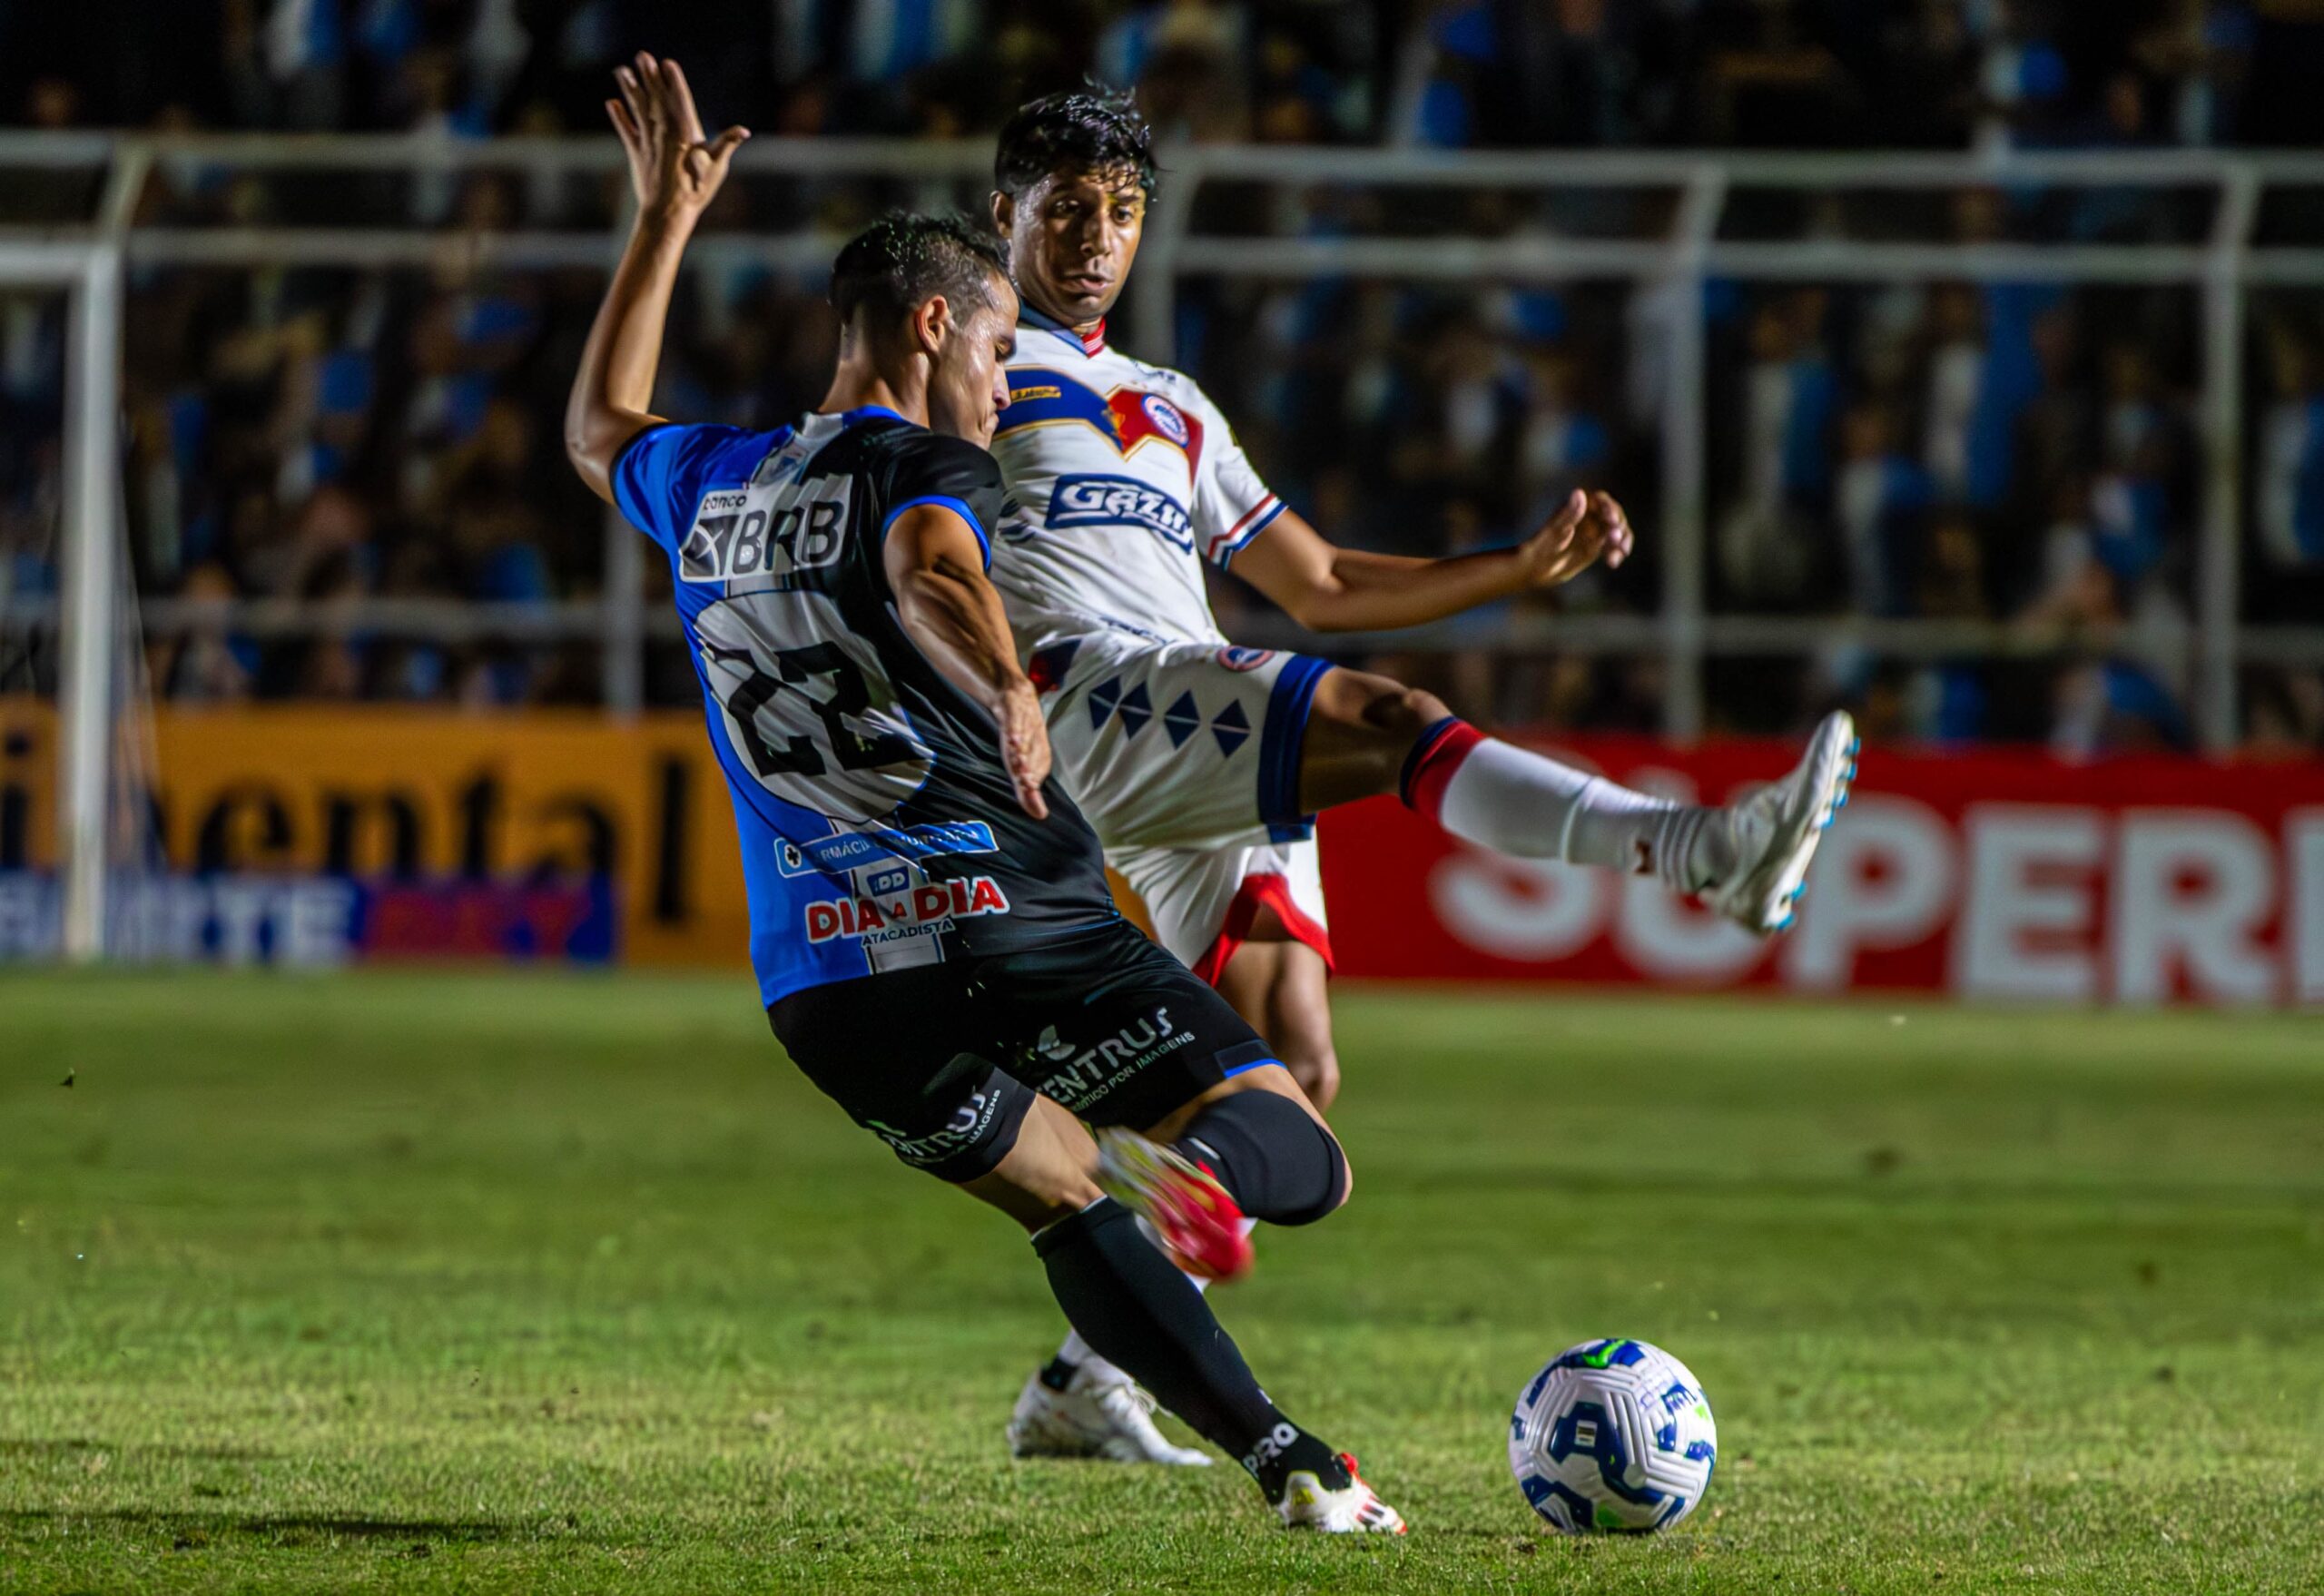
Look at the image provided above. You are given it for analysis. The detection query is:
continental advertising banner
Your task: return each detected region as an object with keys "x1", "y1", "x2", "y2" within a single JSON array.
[
  {"x1": 1319, "y1": 737, "x2": 2324, "y2": 1007},
  {"x1": 5, "y1": 700, "x2": 2320, "y2": 1002},
  {"x1": 0, "y1": 701, "x2": 742, "y2": 968}
]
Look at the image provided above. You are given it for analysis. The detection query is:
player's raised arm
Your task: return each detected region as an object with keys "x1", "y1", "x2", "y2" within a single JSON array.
[
  {"x1": 885, "y1": 503, "x2": 1052, "y2": 820},
  {"x1": 565, "y1": 53, "x2": 749, "y2": 503},
  {"x1": 1226, "y1": 490, "x2": 1635, "y2": 635}
]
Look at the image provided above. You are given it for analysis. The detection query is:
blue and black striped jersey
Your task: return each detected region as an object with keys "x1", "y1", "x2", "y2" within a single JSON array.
[{"x1": 614, "y1": 406, "x2": 1119, "y2": 1004}]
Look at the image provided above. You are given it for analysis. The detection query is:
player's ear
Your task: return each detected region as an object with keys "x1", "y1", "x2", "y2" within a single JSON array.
[
  {"x1": 990, "y1": 191, "x2": 1013, "y2": 235},
  {"x1": 911, "y1": 294, "x2": 953, "y2": 360}
]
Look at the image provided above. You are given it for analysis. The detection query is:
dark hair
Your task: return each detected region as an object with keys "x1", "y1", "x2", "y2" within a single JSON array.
[
  {"x1": 993, "y1": 86, "x2": 1157, "y2": 202},
  {"x1": 829, "y1": 211, "x2": 1010, "y2": 330}
]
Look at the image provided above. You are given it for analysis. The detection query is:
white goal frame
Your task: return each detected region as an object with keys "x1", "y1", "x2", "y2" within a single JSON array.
[
  {"x1": 0, "y1": 237, "x2": 122, "y2": 961},
  {"x1": 1, "y1": 141, "x2": 141, "y2": 959}
]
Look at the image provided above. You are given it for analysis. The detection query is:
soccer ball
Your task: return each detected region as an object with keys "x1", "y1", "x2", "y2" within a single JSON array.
[{"x1": 1508, "y1": 1337, "x2": 1718, "y2": 1534}]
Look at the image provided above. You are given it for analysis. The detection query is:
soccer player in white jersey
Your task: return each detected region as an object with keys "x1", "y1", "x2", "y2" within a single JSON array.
[{"x1": 984, "y1": 90, "x2": 1858, "y2": 1464}]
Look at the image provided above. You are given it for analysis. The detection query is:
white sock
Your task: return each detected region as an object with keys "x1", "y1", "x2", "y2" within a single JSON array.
[
  {"x1": 1054, "y1": 1328, "x2": 1122, "y2": 1386},
  {"x1": 1405, "y1": 721, "x2": 1728, "y2": 892},
  {"x1": 1053, "y1": 1218, "x2": 1256, "y2": 1386}
]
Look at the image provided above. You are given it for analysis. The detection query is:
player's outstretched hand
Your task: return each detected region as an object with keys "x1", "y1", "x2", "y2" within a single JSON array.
[
  {"x1": 606, "y1": 53, "x2": 749, "y2": 226},
  {"x1": 1584, "y1": 491, "x2": 1634, "y2": 570},
  {"x1": 1520, "y1": 489, "x2": 1634, "y2": 589},
  {"x1": 997, "y1": 682, "x2": 1053, "y2": 820}
]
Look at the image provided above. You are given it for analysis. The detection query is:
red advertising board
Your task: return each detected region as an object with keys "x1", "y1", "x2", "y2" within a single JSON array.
[{"x1": 1318, "y1": 738, "x2": 2324, "y2": 1007}]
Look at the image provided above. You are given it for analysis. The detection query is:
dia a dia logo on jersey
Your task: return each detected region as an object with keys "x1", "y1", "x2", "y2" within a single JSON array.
[{"x1": 803, "y1": 875, "x2": 1010, "y2": 942}]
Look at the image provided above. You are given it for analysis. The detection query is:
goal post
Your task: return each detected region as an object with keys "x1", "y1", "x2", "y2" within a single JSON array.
[{"x1": 0, "y1": 237, "x2": 126, "y2": 961}]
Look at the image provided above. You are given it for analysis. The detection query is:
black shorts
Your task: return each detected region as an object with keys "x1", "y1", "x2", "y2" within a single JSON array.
[{"x1": 768, "y1": 919, "x2": 1276, "y2": 1183}]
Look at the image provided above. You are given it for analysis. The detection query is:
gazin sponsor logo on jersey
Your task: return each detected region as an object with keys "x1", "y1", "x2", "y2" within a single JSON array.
[{"x1": 1046, "y1": 474, "x2": 1196, "y2": 552}]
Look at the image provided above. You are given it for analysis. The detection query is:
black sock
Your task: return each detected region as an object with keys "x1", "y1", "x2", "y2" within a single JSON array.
[
  {"x1": 1239, "y1": 1421, "x2": 1354, "y2": 1500},
  {"x1": 1033, "y1": 1197, "x2": 1348, "y2": 1497},
  {"x1": 1176, "y1": 1090, "x2": 1347, "y2": 1227}
]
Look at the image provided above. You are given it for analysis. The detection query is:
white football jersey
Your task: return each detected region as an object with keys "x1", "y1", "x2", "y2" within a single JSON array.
[{"x1": 988, "y1": 311, "x2": 1285, "y2": 653}]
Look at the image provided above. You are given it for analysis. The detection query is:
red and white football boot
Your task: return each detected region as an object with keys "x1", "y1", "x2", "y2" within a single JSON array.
[
  {"x1": 1094, "y1": 1127, "x2": 1254, "y2": 1282},
  {"x1": 1276, "y1": 1453, "x2": 1409, "y2": 1534}
]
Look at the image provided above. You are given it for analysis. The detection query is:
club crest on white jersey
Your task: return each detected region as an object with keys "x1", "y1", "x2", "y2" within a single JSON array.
[{"x1": 989, "y1": 317, "x2": 1285, "y2": 652}]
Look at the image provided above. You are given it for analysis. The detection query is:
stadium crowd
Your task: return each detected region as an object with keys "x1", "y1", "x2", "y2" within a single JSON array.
[
  {"x1": 9, "y1": 2, "x2": 2322, "y2": 153},
  {"x1": 2, "y1": 0, "x2": 2321, "y2": 749}
]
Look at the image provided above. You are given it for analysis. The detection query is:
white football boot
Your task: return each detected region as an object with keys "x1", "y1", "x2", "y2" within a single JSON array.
[
  {"x1": 1276, "y1": 1452, "x2": 1408, "y2": 1534},
  {"x1": 1006, "y1": 1365, "x2": 1213, "y2": 1466},
  {"x1": 1704, "y1": 710, "x2": 1857, "y2": 936}
]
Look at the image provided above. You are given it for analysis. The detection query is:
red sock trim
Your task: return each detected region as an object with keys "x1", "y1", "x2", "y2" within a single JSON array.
[
  {"x1": 1190, "y1": 872, "x2": 1335, "y2": 987},
  {"x1": 1400, "y1": 719, "x2": 1484, "y2": 823}
]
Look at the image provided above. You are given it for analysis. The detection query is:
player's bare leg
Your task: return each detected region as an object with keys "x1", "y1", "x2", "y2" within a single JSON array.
[
  {"x1": 960, "y1": 1095, "x2": 1108, "y2": 1230},
  {"x1": 1216, "y1": 934, "x2": 1339, "y2": 1114},
  {"x1": 1295, "y1": 666, "x2": 1453, "y2": 808},
  {"x1": 1298, "y1": 667, "x2": 1856, "y2": 937},
  {"x1": 975, "y1": 1091, "x2": 1401, "y2": 1531}
]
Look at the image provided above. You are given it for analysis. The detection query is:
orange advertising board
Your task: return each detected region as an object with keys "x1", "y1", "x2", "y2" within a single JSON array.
[{"x1": 0, "y1": 700, "x2": 751, "y2": 967}]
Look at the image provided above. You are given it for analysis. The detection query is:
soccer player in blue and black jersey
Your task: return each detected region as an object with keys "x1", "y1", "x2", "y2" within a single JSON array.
[{"x1": 563, "y1": 54, "x2": 1405, "y2": 1532}]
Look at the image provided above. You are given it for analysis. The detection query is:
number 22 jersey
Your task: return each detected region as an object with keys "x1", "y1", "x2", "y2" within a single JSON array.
[{"x1": 613, "y1": 405, "x2": 1119, "y2": 1006}]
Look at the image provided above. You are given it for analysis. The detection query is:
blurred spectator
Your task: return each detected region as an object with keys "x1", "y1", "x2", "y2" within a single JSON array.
[
  {"x1": 2255, "y1": 320, "x2": 2324, "y2": 626},
  {"x1": 1695, "y1": 0, "x2": 1863, "y2": 148},
  {"x1": 1717, "y1": 292, "x2": 1837, "y2": 609},
  {"x1": 1835, "y1": 400, "x2": 1934, "y2": 618},
  {"x1": 0, "y1": 0, "x2": 2311, "y2": 750},
  {"x1": 153, "y1": 562, "x2": 257, "y2": 702},
  {"x1": 0, "y1": 294, "x2": 64, "y2": 617},
  {"x1": 5, "y1": 2, "x2": 2318, "y2": 151},
  {"x1": 2053, "y1": 658, "x2": 2194, "y2": 757},
  {"x1": 2243, "y1": 665, "x2": 2324, "y2": 755},
  {"x1": 261, "y1": 0, "x2": 350, "y2": 130},
  {"x1": 1514, "y1": 350, "x2": 1613, "y2": 521}
]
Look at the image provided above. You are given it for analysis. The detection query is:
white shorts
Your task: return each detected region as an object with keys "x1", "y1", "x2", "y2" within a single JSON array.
[
  {"x1": 1028, "y1": 631, "x2": 1335, "y2": 977},
  {"x1": 1113, "y1": 834, "x2": 1332, "y2": 981}
]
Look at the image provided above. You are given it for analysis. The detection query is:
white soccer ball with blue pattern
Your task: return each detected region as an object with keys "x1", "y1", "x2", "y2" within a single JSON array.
[{"x1": 1508, "y1": 1337, "x2": 1718, "y2": 1534}]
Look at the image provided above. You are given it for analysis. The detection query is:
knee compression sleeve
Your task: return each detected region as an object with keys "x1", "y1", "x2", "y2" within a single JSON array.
[{"x1": 1176, "y1": 1089, "x2": 1347, "y2": 1227}]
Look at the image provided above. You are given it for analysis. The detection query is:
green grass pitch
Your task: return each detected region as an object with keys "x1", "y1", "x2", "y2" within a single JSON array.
[{"x1": 4, "y1": 972, "x2": 2321, "y2": 1593}]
